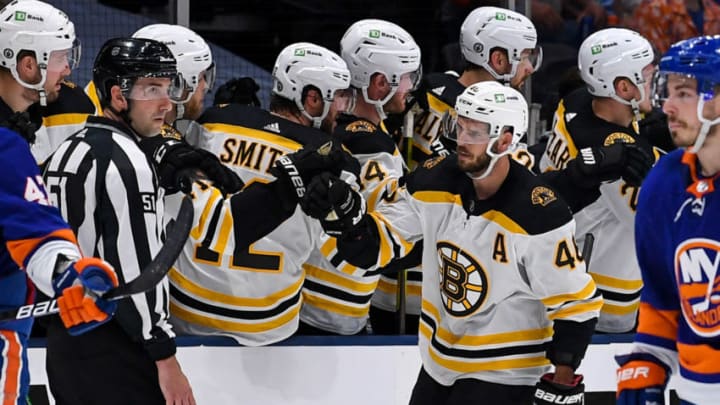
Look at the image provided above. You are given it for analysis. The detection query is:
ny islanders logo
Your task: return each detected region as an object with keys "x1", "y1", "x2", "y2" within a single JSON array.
[
  {"x1": 676, "y1": 238, "x2": 720, "y2": 337},
  {"x1": 437, "y1": 241, "x2": 489, "y2": 316}
]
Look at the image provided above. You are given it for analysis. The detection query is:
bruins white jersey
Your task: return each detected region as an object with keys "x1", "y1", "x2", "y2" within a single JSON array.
[
  {"x1": 539, "y1": 88, "x2": 661, "y2": 332},
  {"x1": 167, "y1": 104, "x2": 340, "y2": 345},
  {"x1": 326, "y1": 155, "x2": 602, "y2": 385},
  {"x1": 33, "y1": 81, "x2": 96, "y2": 164},
  {"x1": 301, "y1": 113, "x2": 410, "y2": 334}
]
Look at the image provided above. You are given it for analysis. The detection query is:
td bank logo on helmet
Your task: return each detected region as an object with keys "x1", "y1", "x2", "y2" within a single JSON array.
[{"x1": 675, "y1": 238, "x2": 720, "y2": 337}]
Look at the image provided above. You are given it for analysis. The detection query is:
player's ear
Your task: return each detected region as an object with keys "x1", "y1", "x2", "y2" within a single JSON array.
[
  {"x1": 368, "y1": 72, "x2": 389, "y2": 100},
  {"x1": 303, "y1": 87, "x2": 323, "y2": 113},
  {"x1": 109, "y1": 85, "x2": 128, "y2": 112},
  {"x1": 496, "y1": 127, "x2": 514, "y2": 153},
  {"x1": 489, "y1": 48, "x2": 509, "y2": 74},
  {"x1": 16, "y1": 53, "x2": 39, "y2": 84}
]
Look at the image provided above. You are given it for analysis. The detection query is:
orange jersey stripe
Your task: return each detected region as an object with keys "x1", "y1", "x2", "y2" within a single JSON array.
[
  {"x1": 636, "y1": 302, "x2": 679, "y2": 341},
  {"x1": 678, "y1": 342, "x2": 720, "y2": 374},
  {"x1": 6, "y1": 229, "x2": 77, "y2": 268},
  {"x1": 0, "y1": 331, "x2": 21, "y2": 405}
]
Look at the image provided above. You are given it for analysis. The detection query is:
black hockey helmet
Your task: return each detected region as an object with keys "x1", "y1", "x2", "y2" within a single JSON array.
[{"x1": 92, "y1": 37, "x2": 184, "y2": 108}]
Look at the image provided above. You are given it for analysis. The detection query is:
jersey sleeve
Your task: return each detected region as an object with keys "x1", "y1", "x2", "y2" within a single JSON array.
[
  {"x1": 321, "y1": 182, "x2": 422, "y2": 274},
  {"x1": 516, "y1": 219, "x2": 603, "y2": 368},
  {"x1": 517, "y1": 220, "x2": 603, "y2": 323},
  {"x1": 0, "y1": 129, "x2": 80, "y2": 295}
]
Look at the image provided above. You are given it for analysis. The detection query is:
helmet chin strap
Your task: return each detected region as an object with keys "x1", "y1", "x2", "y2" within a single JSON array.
[
  {"x1": 611, "y1": 84, "x2": 646, "y2": 123},
  {"x1": 14, "y1": 67, "x2": 49, "y2": 106},
  {"x1": 481, "y1": 60, "x2": 517, "y2": 85},
  {"x1": 693, "y1": 97, "x2": 720, "y2": 153},
  {"x1": 361, "y1": 85, "x2": 397, "y2": 122},
  {"x1": 176, "y1": 103, "x2": 185, "y2": 121},
  {"x1": 465, "y1": 138, "x2": 514, "y2": 180}
]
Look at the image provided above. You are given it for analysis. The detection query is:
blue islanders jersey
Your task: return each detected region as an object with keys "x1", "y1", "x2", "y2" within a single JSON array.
[
  {"x1": 634, "y1": 148, "x2": 720, "y2": 404},
  {"x1": 0, "y1": 127, "x2": 77, "y2": 326}
]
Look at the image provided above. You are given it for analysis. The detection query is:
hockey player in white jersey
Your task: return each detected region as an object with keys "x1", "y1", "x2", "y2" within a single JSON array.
[
  {"x1": 167, "y1": 42, "x2": 359, "y2": 345},
  {"x1": 300, "y1": 81, "x2": 601, "y2": 404},
  {"x1": 0, "y1": 0, "x2": 93, "y2": 165},
  {"x1": 407, "y1": 6, "x2": 541, "y2": 166},
  {"x1": 539, "y1": 28, "x2": 660, "y2": 333},
  {"x1": 298, "y1": 19, "x2": 423, "y2": 336}
]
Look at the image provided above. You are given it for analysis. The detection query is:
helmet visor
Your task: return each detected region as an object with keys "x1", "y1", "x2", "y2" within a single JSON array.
[
  {"x1": 126, "y1": 74, "x2": 185, "y2": 102},
  {"x1": 331, "y1": 88, "x2": 352, "y2": 113},
  {"x1": 652, "y1": 71, "x2": 700, "y2": 109},
  {"x1": 201, "y1": 62, "x2": 216, "y2": 93},
  {"x1": 397, "y1": 66, "x2": 422, "y2": 93},
  {"x1": 46, "y1": 39, "x2": 81, "y2": 72},
  {"x1": 444, "y1": 113, "x2": 493, "y2": 145},
  {"x1": 520, "y1": 46, "x2": 543, "y2": 72}
]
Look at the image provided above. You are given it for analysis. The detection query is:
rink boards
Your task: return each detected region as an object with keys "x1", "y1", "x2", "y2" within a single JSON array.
[{"x1": 27, "y1": 334, "x2": 683, "y2": 405}]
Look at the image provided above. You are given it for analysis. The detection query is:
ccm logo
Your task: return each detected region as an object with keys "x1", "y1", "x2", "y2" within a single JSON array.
[
  {"x1": 534, "y1": 389, "x2": 583, "y2": 404},
  {"x1": 277, "y1": 156, "x2": 305, "y2": 197},
  {"x1": 617, "y1": 366, "x2": 650, "y2": 382},
  {"x1": 17, "y1": 300, "x2": 58, "y2": 319}
]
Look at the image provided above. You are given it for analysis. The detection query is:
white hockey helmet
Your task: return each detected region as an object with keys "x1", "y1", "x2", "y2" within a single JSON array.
[
  {"x1": 0, "y1": 0, "x2": 80, "y2": 105},
  {"x1": 459, "y1": 6, "x2": 541, "y2": 83},
  {"x1": 340, "y1": 19, "x2": 421, "y2": 118},
  {"x1": 452, "y1": 81, "x2": 528, "y2": 179},
  {"x1": 132, "y1": 23, "x2": 214, "y2": 103},
  {"x1": 273, "y1": 42, "x2": 351, "y2": 128},
  {"x1": 578, "y1": 28, "x2": 654, "y2": 108}
]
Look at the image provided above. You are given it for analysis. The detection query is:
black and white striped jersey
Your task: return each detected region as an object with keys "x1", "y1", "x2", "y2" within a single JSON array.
[{"x1": 43, "y1": 115, "x2": 175, "y2": 360}]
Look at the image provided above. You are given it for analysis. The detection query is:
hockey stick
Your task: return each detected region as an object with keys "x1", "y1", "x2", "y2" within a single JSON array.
[
  {"x1": 582, "y1": 233, "x2": 595, "y2": 270},
  {"x1": 1, "y1": 195, "x2": 194, "y2": 322}
]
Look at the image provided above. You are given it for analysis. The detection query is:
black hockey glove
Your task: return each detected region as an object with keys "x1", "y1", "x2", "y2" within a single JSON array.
[
  {"x1": 621, "y1": 143, "x2": 654, "y2": 186},
  {"x1": 268, "y1": 141, "x2": 356, "y2": 210},
  {"x1": 139, "y1": 136, "x2": 243, "y2": 195},
  {"x1": 1, "y1": 111, "x2": 39, "y2": 144},
  {"x1": 566, "y1": 142, "x2": 653, "y2": 188},
  {"x1": 533, "y1": 373, "x2": 585, "y2": 405},
  {"x1": 302, "y1": 172, "x2": 366, "y2": 237}
]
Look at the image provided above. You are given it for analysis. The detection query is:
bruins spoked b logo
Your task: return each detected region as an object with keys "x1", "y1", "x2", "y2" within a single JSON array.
[{"x1": 436, "y1": 241, "x2": 489, "y2": 316}]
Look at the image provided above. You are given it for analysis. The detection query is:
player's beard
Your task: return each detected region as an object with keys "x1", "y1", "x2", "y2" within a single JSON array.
[
  {"x1": 668, "y1": 118, "x2": 696, "y2": 147},
  {"x1": 182, "y1": 96, "x2": 204, "y2": 121},
  {"x1": 457, "y1": 147, "x2": 491, "y2": 175}
]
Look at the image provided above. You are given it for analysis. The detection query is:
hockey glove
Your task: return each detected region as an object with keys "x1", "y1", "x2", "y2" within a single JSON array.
[
  {"x1": 616, "y1": 353, "x2": 670, "y2": 405},
  {"x1": 140, "y1": 136, "x2": 243, "y2": 195},
  {"x1": 621, "y1": 143, "x2": 654, "y2": 187},
  {"x1": 566, "y1": 142, "x2": 652, "y2": 188},
  {"x1": 1, "y1": 111, "x2": 39, "y2": 144},
  {"x1": 269, "y1": 142, "x2": 355, "y2": 211},
  {"x1": 52, "y1": 257, "x2": 119, "y2": 336},
  {"x1": 533, "y1": 373, "x2": 585, "y2": 405},
  {"x1": 302, "y1": 172, "x2": 367, "y2": 237}
]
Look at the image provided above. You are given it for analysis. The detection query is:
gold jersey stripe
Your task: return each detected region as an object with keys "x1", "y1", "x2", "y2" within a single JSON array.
[
  {"x1": 420, "y1": 324, "x2": 550, "y2": 372},
  {"x1": 170, "y1": 301, "x2": 299, "y2": 333},
  {"x1": 601, "y1": 301, "x2": 640, "y2": 315},
  {"x1": 541, "y1": 279, "x2": 597, "y2": 307},
  {"x1": 589, "y1": 271, "x2": 643, "y2": 291},
  {"x1": 169, "y1": 267, "x2": 303, "y2": 307},
  {"x1": 376, "y1": 278, "x2": 422, "y2": 297},
  {"x1": 548, "y1": 298, "x2": 605, "y2": 320},
  {"x1": 42, "y1": 113, "x2": 89, "y2": 127},
  {"x1": 301, "y1": 292, "x2": 370, "y2": 317},
  {"x1": 553, "y1": 100, "x2": 579, "y2": 159},
  {"x1": 422, "y1": 300, "x2": 553, "y2": 346},
  {"x1": 203, "y1": 123, "x2": 303, "y2": 151},
  {"x1": 303, "y1": 263, "x2": 379, "y2": 293}
]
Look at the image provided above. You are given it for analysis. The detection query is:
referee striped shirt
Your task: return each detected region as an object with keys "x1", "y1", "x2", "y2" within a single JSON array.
[{"x1": 43, "y1": 116, "x2": 175, "y2": 360}]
